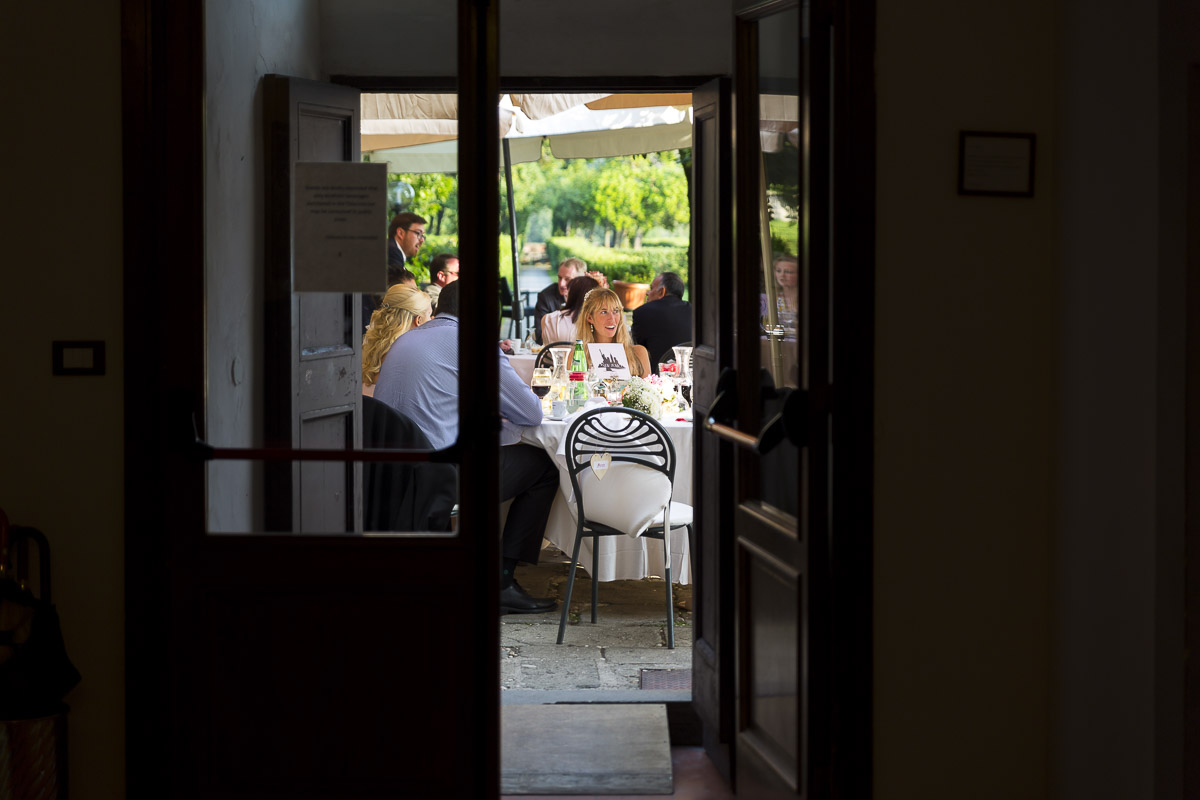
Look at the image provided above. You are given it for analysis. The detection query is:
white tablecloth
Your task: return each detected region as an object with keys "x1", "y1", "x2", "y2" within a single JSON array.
[
  {"x1": 519, "y1": 410, "x2": 694, "y2": 584},
  {"x1": 506, "y1": 353, "x2": 537, "y2": 385}
]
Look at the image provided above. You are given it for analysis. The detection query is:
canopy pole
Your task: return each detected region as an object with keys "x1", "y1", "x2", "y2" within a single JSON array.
[{"x1": 502, "y1": 139, "x2": 522, "y2": 337}]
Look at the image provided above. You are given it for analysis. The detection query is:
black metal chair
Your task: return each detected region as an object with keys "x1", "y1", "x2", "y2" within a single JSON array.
[
  {"x1": 362, "y1": 396, "x2": 457, "y2": 532},
  {"x1": 534, "y1": 341, "x2": 573, "y2": 371},
  {"x1": 556, "y1": 407, "x2": 693, "y2": 647},
  {"x1": 500, "y1": 277, "x2": 536, "y2": 339}
]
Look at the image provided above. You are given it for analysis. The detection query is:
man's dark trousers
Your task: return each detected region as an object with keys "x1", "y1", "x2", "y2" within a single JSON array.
[{"x1": 499, "y1": 443, "x2": 559, "y2": 564}]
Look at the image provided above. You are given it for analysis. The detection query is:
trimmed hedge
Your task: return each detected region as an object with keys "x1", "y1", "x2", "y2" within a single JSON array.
[
  {"x1": 544, "y1": 237, "x2": 689, "y2": 286},
  {"x1": 640, "y1": 236, "x2": 689, "y2": 248}
]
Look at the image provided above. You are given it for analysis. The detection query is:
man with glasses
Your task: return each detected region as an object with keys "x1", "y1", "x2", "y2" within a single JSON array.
[
  {"x1": 363, "y1": 212, "x2": 429, "y2": 335},
  {"x1": 423, "y1": 252, "x2": 460, "y2": 313},
  {"x1": 387, "y1": 212, "x2": 427, "y2": 267}
]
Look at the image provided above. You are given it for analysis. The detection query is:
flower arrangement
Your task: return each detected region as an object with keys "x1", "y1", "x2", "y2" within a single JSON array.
[{"x1": 621, "y1": 375, "x2": 676, "y2": 419}]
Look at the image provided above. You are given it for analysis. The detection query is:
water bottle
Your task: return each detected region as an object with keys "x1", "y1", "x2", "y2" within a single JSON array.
[
  {"x1": 566, "y1": 339, "x2": 589, "y2": 412},
  {"x1": 571, "y1": 338, "x2": 587, "y2": 374},
  {"x1": 568, "y1": 371, "x2": 588, "y2": 413}
]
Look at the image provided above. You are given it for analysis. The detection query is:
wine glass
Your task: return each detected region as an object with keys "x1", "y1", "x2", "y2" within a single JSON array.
[{"x1": 531, "y1": 368, "x2": 552, "y2": 413}]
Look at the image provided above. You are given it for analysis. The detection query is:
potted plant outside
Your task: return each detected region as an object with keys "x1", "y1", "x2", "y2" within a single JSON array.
[{"x1": 611, "y1": 263, "x2": 655, "y2": 310}]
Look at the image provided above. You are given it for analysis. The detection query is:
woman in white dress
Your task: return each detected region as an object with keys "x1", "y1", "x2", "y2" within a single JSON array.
[{"x1": 540, "y1": 275, "x2": 599, "y2": 345}]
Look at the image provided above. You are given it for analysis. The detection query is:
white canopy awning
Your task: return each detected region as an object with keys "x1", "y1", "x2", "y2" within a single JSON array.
[{"x1": 362, "y1": 92, "x2": 694, "y2": 173}]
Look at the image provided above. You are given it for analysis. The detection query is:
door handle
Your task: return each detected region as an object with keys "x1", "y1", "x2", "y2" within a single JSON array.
[
  {"x1": 704, "y1": 368, "x2": 758, "y2": 449},
  {"x1": 703, "y1": 368, "x2": 806, "y2": 454}
]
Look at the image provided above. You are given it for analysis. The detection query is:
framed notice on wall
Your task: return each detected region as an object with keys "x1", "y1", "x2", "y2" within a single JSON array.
[{"x1": 957, "y1": 131, "x2": 1036, "y2": 197}]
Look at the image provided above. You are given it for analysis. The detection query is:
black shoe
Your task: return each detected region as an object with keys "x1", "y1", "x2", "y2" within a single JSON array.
[{"x1": 500, "y1": 581, "x2": 557, "y2": 614}]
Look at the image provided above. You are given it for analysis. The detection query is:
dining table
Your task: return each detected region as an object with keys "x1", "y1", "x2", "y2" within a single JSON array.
[
  {"x1": 506, "y1": 351, "x2": 538, "y2": 385},
  {"x1": 515, "y1": 406, "x2": 694, "y2": 585}
]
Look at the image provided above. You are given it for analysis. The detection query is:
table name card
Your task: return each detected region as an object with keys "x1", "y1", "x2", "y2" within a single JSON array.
[{"x1": 587, "y1": 343, "x2": 631, "y2": 380}]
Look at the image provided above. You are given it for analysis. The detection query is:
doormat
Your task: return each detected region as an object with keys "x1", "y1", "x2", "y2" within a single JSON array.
[
  {"x1": 501, "y1": 704, "x2": 672, "y2": 795},
  {"x1": 640, "y1": 669, "x2": 692, "y2": 690}
]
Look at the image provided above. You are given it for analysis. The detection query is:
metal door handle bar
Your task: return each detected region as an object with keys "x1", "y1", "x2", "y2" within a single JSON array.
[
  {"x1": 703, "y1": 367, "x2": 806, "y2": 455},
  {"x1": 190, "y1": 415, "x2": 459, "y2": 463}
]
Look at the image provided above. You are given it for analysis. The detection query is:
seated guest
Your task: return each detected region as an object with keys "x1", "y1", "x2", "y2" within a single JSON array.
[
  {"x1": 759, "y1": 253, "x2": 799, "y2": 336},
  {"x1": 533, "y1": 257, "x2": 585, "y2": 345},
  {"x1": 422, "y1": 252, "x2": 460, "y2": 313},
  {"x1": 631, "y1": 271, "x2": 692, "y2": 373},
  {"x1": 541, "y1": 275, "x2": 599, "y2": 345},
  {"x1": 577, "y1": 287, "x2": 651, "y2": 378},
  {"x1": 391, "y1": 266, "x2": 418, "y2": 287},
  {"x1": 532, "y1": 257, "x2": 609, "y2": 345},
  {"x1": 362, "y1": 264, "x2": 419, "y2": 336},
  {"x1": 374, "y1": 281, "x2": 560, "y2": 614},
  {"x1": 361, "y1": 284, "x2": 432, "y2": 397}
]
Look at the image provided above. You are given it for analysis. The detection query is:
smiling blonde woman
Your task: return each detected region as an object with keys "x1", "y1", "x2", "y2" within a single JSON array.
[
  {"x1": 362, "y1": 284, "x2": 433, "y2": 396},
  {"x1": 576, "y1": 287, "x2": 650, "y2": 378}
]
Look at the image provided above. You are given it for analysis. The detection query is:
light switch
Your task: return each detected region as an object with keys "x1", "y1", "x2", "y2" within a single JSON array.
[{"x1": 53, "y1": 341, "x2": 106, "y2": 376}]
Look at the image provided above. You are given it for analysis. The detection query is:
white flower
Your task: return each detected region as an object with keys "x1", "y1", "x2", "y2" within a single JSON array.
[{"x1": 621, "y1": 376, "x2": 675, "y2": 418}]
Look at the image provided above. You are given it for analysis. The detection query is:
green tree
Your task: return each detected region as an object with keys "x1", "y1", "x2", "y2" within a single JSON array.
[
  {"x1": 389, "y1": 173, "x2": 458, "y2": 234},
  {"x1": 591, "y1": 152, "x2": 689, "y2": 247}
]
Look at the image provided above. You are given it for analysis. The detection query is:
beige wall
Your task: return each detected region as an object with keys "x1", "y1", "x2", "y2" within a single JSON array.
[
  {"x1": 874, "y1": 1, "x2": 1056, "y2": 797},
  {"x1": 0, "y1": 2, "x2": 126, "y2": 797}
]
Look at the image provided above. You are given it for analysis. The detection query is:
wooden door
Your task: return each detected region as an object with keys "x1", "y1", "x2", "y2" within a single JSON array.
[
  {"x1": 731, "y1": 6, "x2": 826, "y2": 792},
  {"x1": 689, "y1": 77, "x2": 737, "y2": 783},
  {"x1": 697, "y1": 0, "x2": 839, "y2": 796},
  {"x1": 263, "y1": 75, "x2": 364, "y2": 533},
  {"x1": 122, "y1": 1, "x2": 502, "y2": 796},
  {"x1": 699, "y1": 1, "x2": 874, "y2": 796}
]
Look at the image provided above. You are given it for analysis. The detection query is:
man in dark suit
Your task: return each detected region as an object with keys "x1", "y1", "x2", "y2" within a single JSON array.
[
  {"x1": 631, "y1": 271, "x2": 691, "y2": 373},
  {"x1": 364, "y1": 212, "x2": 428, "y2": 333},
  {"x1": 387, "y1": 211, "x2": 427, "y2": 267},
  {"x1": 532, "y1": 257, "x2": 586, "y2": 345}
]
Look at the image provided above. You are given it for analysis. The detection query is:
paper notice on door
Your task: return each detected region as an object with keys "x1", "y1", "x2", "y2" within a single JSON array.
[{"x1": 293, "y1": 162, "x2": 387, "y2": 292}]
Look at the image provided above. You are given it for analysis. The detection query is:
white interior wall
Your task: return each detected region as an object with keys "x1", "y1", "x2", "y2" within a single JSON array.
[{"x1": 205, "y1": 0, "x2": 324, "y2": 531}]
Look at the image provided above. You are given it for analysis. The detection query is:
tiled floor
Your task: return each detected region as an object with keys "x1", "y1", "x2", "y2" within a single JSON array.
[
  {"x1": 499, "y1": 547, "x2": 729, "y2": 797},
  {"x1": 501, "y1": 745, "x2": 735, "y2": 799}
]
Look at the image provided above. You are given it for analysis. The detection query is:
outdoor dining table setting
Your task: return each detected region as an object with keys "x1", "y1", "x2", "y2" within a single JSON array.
[{"x1": 505, "y1": 344, "x2": 696, "y2": 585}]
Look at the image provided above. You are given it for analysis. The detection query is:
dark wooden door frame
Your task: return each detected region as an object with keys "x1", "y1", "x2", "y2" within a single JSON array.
[
  {"x1": 729, "y1": 0, "x2": 874, "y2": 795},
  {"x1": 1185, "y1": 63, "x2": 1200, "y2": 800},
  {"x1": 122, "y1": 0, "x2": 502, "y2": 795},
  {"x1": 121, "y1": 0, "x2": 205, "y2": 791},
  {"x1": 122, "y1": 0, "x2": 874, "y2": 793},
  {"x1": 828, "y1": 0, "x2": 876, "y2": 795}
]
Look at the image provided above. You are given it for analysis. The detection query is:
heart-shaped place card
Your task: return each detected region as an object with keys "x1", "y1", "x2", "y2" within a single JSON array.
[{"x1": 589, "y1": 452, "x2": 611, "y2": 480}]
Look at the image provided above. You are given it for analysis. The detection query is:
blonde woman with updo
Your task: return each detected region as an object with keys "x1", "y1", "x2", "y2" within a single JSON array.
[
  {"x1": 576, "y1": 287, "x2": 651, "y2": 378},
  {"x1": 362, "y1": 284, "x2": 433, "y2": 397}
]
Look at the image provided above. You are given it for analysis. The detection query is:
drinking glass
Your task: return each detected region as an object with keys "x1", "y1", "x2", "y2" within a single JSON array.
[
  {"x1": 671, "y1": 346, "x2": 693, "y2": 382},
  {"x1": 604, "y1": 378, "x2": 625, "y2": 406},
  {"x1": 549, "y1": 347, "x2": 570, "y2": 383},
  {"x1": 531, "y1": 368, "x2": 552, "y2": 413}
]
